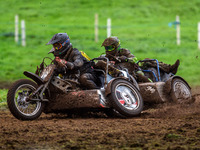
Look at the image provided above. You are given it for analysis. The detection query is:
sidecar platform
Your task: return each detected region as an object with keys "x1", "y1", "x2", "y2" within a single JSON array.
[
  {"x1": 44, "y1": 90, "x2": 105, "y2": 113},
  {"x1": 43, "y1": 82, "x2": 171, "y2": 113},
  {"x1": 43, "y1": 77, "x2": 192, "y2": 113},
  {"x1": 43, "y1": 82, "x2": 169, "y2": 113},
  {"x1": 139, "y1": 82, "x2": 170, "y2": 103}
]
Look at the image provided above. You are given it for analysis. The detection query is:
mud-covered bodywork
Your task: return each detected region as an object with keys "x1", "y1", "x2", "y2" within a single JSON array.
[
  {"x1": 139, "y1": 79, "x2": 192, "y2": 104},
  {"x1": 139, "y1": 82, "x2": 169, "y2": 103},
  {"x1": 138, "y1": 59, "x2": 192, "y2": 104},
  {"x1": 44, "y1": 90, "x2": 103, "y2": 113}
]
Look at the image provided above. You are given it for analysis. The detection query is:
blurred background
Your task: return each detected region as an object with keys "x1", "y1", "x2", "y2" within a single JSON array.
[{"x1": 0, "y1": 0, "x2": 200, "y2": 86}]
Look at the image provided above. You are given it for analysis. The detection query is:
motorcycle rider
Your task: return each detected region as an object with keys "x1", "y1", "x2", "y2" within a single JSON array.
[
  {"x1": 101, "y1": 36, "x2": 180, "y2": 82},
  {"x1": 46, "y1": 33, "x2": 99, "y2": 89}
]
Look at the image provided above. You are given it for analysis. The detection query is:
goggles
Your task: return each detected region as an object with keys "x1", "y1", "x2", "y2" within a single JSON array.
[
  {"x1": 53, "y1": 43, "x2": 62, "y2": 51},
  {"x1": 53, "y1": 38, "x2": 70, "y2": 51},
  {"x1": 105, "y1": 45, "x2": 115, "y2": 51}
]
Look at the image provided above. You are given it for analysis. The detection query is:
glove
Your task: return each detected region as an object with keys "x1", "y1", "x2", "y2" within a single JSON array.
[
  {"x1": 127, "y1": 57, "x2": 138, "y2": 64},
  {"x1": 55, "y1": 57, "x2": 67, "y2": 67},
  {"x1": 55, "y1": 57, "x2": 75, "y2": 70},
  {"x1": 118, "y1": 56, "x2": 128, "y2": 62},
  {"x1": 138, "y1": 62, "x2": 144, "y2": 67},
  {"x1": 109, "y1": 61, "x2": 115, "y2": 65}
]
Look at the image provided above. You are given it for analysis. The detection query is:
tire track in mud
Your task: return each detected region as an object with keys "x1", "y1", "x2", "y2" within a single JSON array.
[{"x1": 0, "y1": 88, "x2": 200, "y2": 149}]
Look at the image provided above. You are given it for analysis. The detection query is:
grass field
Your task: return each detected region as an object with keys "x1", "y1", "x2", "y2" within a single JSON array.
[
  {"x1": 0, "y1": 0, "x2": 200, "y2": 86},
  {"x1": 0, "y1": 89, "x2": 7, "y2": 107}
]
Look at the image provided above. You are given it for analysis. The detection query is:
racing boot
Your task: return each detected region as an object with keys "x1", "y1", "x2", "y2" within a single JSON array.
[{"x1": 170, "y1": 59, "x2": 180, "y2": 74}]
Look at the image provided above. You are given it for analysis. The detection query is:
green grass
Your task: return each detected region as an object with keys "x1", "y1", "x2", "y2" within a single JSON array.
[
  {"x1": 0, "y1": 89, "x2": 8, "y2": 107},
  {"x1": 0, "y1": 0, "x2": 200, "y2": 86}
]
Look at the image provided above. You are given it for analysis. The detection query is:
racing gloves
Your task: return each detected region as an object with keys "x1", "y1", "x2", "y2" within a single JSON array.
[{"x1": 55, "y1": 57, "x2": 74, "y2": 70}]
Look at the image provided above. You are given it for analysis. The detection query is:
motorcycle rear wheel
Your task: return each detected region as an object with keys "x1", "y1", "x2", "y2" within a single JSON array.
[
  {"x1": 108, "y1": 79, "x2": 143, "y2": 117},
  {"x1": 7, "y1": 79, "x2": 44, "y2": 120}
]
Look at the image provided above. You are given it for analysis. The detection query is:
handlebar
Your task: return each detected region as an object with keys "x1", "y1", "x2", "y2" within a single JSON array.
[
  {"x1": 137, "y1": 59, "x2": 158, "y2": 63},
  {"x1": 91, "y1": 57, "x2": 109, "y2": 62}
]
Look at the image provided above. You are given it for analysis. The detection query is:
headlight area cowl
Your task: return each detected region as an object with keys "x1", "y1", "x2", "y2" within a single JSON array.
[{"x1": 40, "y1": 64, "x2": 56, "y2": 82}]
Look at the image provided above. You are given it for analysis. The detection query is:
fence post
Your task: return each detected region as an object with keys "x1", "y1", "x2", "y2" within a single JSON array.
[
  {"x1": 15, "y1": 15, "x2": 19, "y2": 43},
  {"x1": 21, "y1": 20, "x2": 26, "y2": 47},
  {"x1": 198, "y1": 22, "x2": 200, "y2": 50},
  {"x1": 107, "y1": 18, "x2": 111, "y2": 37},
  {"x1": 176, "y1": 15, "x2": 181, "y2": 45},
  {"x1": 94, "y1": 13, "x2": 98, "y2": 42}
]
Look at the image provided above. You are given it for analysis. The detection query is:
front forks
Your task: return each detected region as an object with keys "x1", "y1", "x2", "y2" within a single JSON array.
[{"x1": 26, "y1": 81, "x2": 50, "y2": 102}]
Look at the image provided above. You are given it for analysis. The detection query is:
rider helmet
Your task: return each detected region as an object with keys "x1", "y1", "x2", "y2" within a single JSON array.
[
  {"x1": 46, "y1": 33, "x2": 71, "y2": 56},
  {"x1": 101, "y1": 36, "x2": 121, "y2": 55}
]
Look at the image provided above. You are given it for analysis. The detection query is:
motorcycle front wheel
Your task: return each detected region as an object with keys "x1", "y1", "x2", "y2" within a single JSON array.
[
  {"x1": 7, "y1": 79, "x2": 44, "y2": 120},
  {"x1": 108, "y1": 79, "x2": 143, "y2": 117}
]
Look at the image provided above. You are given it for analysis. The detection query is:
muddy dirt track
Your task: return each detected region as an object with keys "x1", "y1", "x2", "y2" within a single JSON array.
[{"x1": 0, "y1": 88, "x2": 200, "y2": 150}]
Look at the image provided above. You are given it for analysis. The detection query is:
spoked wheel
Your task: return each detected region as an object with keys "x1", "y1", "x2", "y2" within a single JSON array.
[
  {"x1": 108, "y1": 79, "x2": 143, "y2": 117},
  {"x1": 170, "y1": 78, "x2": 193, "y2": 104},
  {"x1": 7, "y1": 79, "x2": 44, "y2": 120}
]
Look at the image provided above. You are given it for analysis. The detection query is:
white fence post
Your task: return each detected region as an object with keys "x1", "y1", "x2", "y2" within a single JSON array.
[
  {"x1": 107, "y1": 18, "x2": 111, "y2": 37},
  {"x1": 94, "y1": 13, "x2": 98, "y2": 42},
  {"x1": 15, "y1": 15, "x2": 19, "y2": 43},
  {"x1": 21, "y1": 20, "x2": 26, "y2": 47},
  {"x1": 198, "y1": 22, "x2": 200, "y2": 50},
  {"x1": 176, "y1": 15, "x2": 181, "y2": 45}
]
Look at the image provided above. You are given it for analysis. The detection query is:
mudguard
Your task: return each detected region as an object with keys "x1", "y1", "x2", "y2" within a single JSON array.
[
  {"x1": 24, "y1": 71, "x2": 51, "y2": 99},
  {"x1": 164, "y1": 76, "x2": 191, "y2": 94},
  {"x1": 23, "y1": 71, "x2": 44, "y2": 85},
  {"x1": 105, "y1": 77, "x2": 135, "y2": 96}
]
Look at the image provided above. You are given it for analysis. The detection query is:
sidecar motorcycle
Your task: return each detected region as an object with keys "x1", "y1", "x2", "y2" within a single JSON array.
[
  {"x1": 137, "y1": 59, "x2": 193, "y2": 104},
  {"x1": 103, "y1": 54, "x2": 193, "y2": 104},
  {"x1": 7, "y1": 57, "x2": 143, "y2": 120}
]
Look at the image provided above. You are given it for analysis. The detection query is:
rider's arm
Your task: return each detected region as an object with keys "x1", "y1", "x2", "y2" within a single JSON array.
[
  {"x1": 63, "y1": 49, "x2": 85, "y2": 70},
  {"x1": 119, "y1": 48, "x2": 138, "y2": 64},
  {"x1": 71, "y1": 55, "x2": 84, "y2": 69}
]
